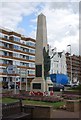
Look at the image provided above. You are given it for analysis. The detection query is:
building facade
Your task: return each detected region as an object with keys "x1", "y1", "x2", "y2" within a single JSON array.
[
  {"x1": 66, "y1": 53, "x2": 81, "y2": 83},
  {"x1": 0, "y1": 28, "x2": 36, "y2": 90},
  {"x1": 49, "y1": 46, "x2": 67, "y2": 75}
]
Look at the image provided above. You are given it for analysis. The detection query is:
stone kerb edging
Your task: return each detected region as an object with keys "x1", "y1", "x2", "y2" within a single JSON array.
[{"x1": 66, "y1": 99, "x2": 81, "y2": 112}]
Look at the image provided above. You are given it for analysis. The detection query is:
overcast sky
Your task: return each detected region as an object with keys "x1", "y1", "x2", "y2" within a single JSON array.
[{"x1": 0, "y1": 0, "x2": 80, "y2": 55}]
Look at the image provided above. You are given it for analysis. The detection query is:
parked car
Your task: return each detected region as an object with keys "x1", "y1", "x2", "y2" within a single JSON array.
[
  {"x1": 3, "y1": 85, "x2": 8, "y2": 89},
  {"x1": 53, "y1": 83, "x2": 64, "y2": 91},
  {"x1": 64, "y1": 83, "x2": 78, "y2": 88},
  {"x1": 64, "y1": 83, "x2": 72, "y2": 87},
  {"x1": 10, "y1": 84, "x2": 19, "y2": 89},
  {"x1": 2, "y1": 82, "x2": 8, "y2": 89}
]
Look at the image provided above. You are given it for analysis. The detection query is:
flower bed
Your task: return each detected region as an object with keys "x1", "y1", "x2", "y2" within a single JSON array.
[
  {"x1": 61, "y1": 94, "x2": 81, "y2": 100},
  {"x1": 2, "y1": 92, "x2": 62, "y2": 103}
]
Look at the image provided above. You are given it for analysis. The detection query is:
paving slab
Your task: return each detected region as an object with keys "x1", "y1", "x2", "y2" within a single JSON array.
[{"x1": 52, "y1": 110, "x2": 81, "y2": 119}]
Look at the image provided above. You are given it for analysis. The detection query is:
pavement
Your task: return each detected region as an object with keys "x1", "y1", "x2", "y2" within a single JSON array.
[{"x1": 52, "y1": 109, "x2": 81, "y2": 119}]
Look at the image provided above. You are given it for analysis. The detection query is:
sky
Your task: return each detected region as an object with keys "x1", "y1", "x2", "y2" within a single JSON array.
[{"x1": 0, "y1": 0, "x2": 80, "y2": 55}]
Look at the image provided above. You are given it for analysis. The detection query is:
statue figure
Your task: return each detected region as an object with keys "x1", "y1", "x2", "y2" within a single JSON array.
[
  {"x1": 43, "y1": 47, "x2": 57, "y2": 80},
  {"x1": 43, "y1": 47, "x2": 51, "y2": 80}
]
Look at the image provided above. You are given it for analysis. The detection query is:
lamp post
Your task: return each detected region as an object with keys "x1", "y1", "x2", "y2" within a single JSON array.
[
  {"x1": 26, "y1": 69, "x2": 28, "y2": 91},
  {"x1": 53, "y1": 61, "x2": 59, "y2": 74},
  {"x1": 67, "y1": 45, "x2": 72, "y2": 84},
  {"x1": 20, "y1": 68, "x2": 22, "y2": 90}
]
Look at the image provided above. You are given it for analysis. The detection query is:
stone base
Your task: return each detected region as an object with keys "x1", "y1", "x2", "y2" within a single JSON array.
[
  {"x1": 31, "y1": 78, "x2": 46, "y2": 92},
  {"x1": 45, "y1": 79, "x2": 53, "y2": 91},
  {"x1": 31, "y1": 78, "x2": 53, "y2": 93}
]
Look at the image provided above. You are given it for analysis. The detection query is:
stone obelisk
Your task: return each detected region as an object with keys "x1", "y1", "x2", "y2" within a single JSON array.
[{"x1": 31, "y1": 13, "x2": 47, "y2": 92}]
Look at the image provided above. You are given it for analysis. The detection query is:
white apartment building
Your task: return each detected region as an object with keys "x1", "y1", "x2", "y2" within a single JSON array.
[{"x1": 49, "y1": 46, "x2": 67, "y2": 75}]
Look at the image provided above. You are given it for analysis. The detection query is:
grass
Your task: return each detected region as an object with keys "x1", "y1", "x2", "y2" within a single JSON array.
[
  {"x1": 23, "y1": 99, "x2": 65, "y2": 109},
  {"x1": 2, "y1": 98, "x2": 18, "y2": 104},
  {"x1": 0, "y1": 99, "x2": 2, "y2": 103},
  {"x1": 1, "y1": 97, "x2": 65, "y2": 109}
]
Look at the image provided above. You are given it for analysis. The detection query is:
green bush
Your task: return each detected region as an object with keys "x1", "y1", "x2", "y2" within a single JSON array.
[
  {"x1": 70, "y1": 85, "x2": 81, "y2": 90},
  {"x1": 75, "y1": 85, "x2": 81, "y2": 90}
]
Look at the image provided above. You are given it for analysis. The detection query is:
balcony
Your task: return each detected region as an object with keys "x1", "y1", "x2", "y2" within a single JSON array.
[
  {"x1": 1, "y1": 37, "x2": 35, "y2": 49},
  {"x1": 0, "y1": 55, "x2": 35, "y2": 63}
]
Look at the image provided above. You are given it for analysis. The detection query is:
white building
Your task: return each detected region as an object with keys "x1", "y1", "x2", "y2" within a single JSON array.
[{"x1": 49, "y1": 46, "x2": 67, "y2": 75}]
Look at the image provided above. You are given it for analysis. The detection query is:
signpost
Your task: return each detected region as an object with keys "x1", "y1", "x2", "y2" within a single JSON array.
[
  {"x1": 7, "y1": 65, "x2": 17, "y2": 74},
  {"x1": 6, "y1": 65, "x2": 17, "y2": 94},
  {"x1": 20, "y1": 68, "x2": 28, "y2": 91}
]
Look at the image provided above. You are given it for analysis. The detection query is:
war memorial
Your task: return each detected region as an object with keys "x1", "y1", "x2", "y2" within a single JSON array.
[
  {"x1": 31, "y1": 13, "x2": 53, "y2": 93},
  {"x1": 1, "y1": 13, "x2": 81, "y2": 119}
]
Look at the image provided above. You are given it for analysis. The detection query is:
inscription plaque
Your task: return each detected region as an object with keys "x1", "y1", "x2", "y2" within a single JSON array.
[
  {"x1": 36, "y1": 65, "x2": 42, "y2": 77},
  {"x1": 33, "y1": 83, "x2": 41, "y2": 89}
]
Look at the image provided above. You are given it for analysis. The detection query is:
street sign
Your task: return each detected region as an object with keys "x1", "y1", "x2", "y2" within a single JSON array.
[
  {"x1": 20, "y1": 68, "x2": 27, "y2": 77},
  {"x1": 7, "y1": 65, "x2": 17, "y2": 74}
]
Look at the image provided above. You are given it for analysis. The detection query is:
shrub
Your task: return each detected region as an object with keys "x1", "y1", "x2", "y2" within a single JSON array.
[{"x1": 69, "y1": 85, "x2": 81, "y2": 91}]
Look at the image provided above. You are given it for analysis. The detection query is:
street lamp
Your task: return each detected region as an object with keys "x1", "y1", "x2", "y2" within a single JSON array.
[
  {"x1": 20, "y1": 68, "x2": 28, "y2": 91},
  {"x1": 67, "y1": 44, "x2": 72, "y2": 84},
  {"x1": 53, "y1": 61, "x2": 59, "y2": 74},
  {"x1": 20, "y1": 68, "x2": 22, "y2": 91},
  {"x1": 26, "y1": 69, "x2": 28, "y2": 91}
]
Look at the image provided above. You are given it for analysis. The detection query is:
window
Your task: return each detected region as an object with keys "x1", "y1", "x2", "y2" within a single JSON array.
[
  {"x1": 20, "y1": 47, "x2": 23, "y2": 51},
  {"x1": 4, "y1": 35, "x2": 9, "y2": 39},
  {"x1": 26, "y1": 56, "x2": 29, "y2": 60},
  {"x1": 0, "y1": 68, "x2": 6, "y2": 73},
  {"x1": 3, "y1": 60, "x2": 11, "y2": 64},
  {"x1": 4, "y1": 43, "x2": 9, "y2": 48},
  {"x1": 23, "y1": 55, "x2": 25, "y2": 58},
  {"x1": 26, "y1": 41, "x2": 35, "y2": 47},
  {"x1": 13, "y1": 53, "x2": 20, "y2": 58},
  {"x1": 26, "y1": 48, "x2": 29, "y2": 52},
  {"x1": 3, "y1": 77, "x2": 7, "y2": 82},
  {"x1": 13, "y1": 61, "x2": 20, "y2": 65},
  {"x1": 29, "y1": 70, "x2": 35, "y2": 75},
  {"x1": 21, "y1": 47, "x2": 29, "y2": 52},
  {"x1": 14, "y1": 45, "x2": 20, "y2": 50},
  {"x1": 21, "y1": 78, "x2": 25, "y2": 82},
  {"x1": 0, "y1": 59, "x2": 3, "y2": 64},
  {"x1": 20, "y1": 62, "x2": 29, "y2": 67},
  {"x1": 13, "y1": 36, "x2": 20, "y2": 42},
  {"x1": 0, "y1": 32, "x2": 3, "y2": 38},
  {"x1": 0, "y1": 78, "x2": 3, "y2": 82},
  {"x1": 20, "y1": 40, "x2": 26, "y2": 44},
  {"x1": 0, "y1": 42, "x2": 4, "y2": 47},
  {"x1": 29, "y1": 49, "x2": 35, "y2": 54},
  {"x1": 0, "y1": 68, "x2": 3, "y2": 72},
  {"x1": 0, "y1": 51, "x2": 4, "y2": 55},
  {"x1": 22, "y1": 48, "x2": 25, "y2": 51},
  {"x1": 4, "y1": 51, "x2": 8, "y2": 56},
  {"x1": 29, "y1": 63, "x2": 35, "y2": 67},
  {"x1": 3, "y1": 60, "x2": 7, "y2": 64},
  {"x1": 26, "y1": 63, "x2": 29, "y2": 67},
  {"x1": 20, "y1": 55, "x2": 25, "y2": 59},
  {"x1": 29, "y1": 56, "x2": 35, "y2": 60}
]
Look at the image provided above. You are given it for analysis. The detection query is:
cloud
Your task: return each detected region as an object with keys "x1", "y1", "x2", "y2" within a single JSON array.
[
  {"x1": 0, "y1": 1, "x2": 79, "y2": 55},
  {"x1": 1, "y1": 0, "x2": 81, "y2": 2},
  {"x1": 47, "y1": 2, "x2": 79, "y2": 13},
  {"x1": 30, "y1": 2, "x2": 79, "y2": 55},
  {"x1": 0, "y1": 1, "x2": 39, "y2": 31}
]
